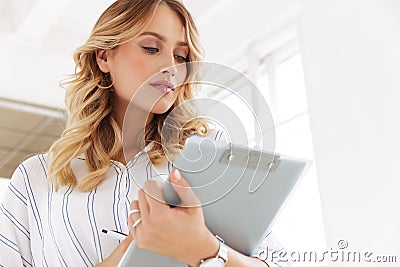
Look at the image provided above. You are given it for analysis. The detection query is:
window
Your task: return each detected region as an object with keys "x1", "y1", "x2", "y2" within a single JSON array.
[
  {"x1": 199, "y1": 37, "x2": 327, "y2": 265},
  {"x1": 258, "y1": 44, "x2": 327, "y2": 259}
]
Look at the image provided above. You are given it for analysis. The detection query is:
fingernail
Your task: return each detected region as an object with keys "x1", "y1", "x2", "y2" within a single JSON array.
[
  {"x1": 174, "y1": 169, "x2": 181, "y2": 181},
  {"x1": 156, "y1": 181, "x2": 163, "y2": 189}
]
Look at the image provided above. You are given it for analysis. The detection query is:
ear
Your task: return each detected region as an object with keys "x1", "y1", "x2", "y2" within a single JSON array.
[{"x1": 96, "y1": 49, "x2": 111, "y2": 73}]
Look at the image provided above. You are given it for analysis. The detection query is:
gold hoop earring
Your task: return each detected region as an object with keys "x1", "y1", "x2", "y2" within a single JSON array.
[{"x1": 97, "y1": 72, "x2": 114, "y2": 89}]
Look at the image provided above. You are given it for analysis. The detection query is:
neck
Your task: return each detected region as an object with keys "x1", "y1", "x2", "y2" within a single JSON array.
[{"x1": 112, "y1": 100, "x2": 154, "y2": 165}]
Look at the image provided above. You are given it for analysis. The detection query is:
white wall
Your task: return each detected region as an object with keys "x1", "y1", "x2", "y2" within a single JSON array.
[
  {"x1": 0, "y1": 37, "x2": 68, "y2": 108},
  {"x1": 299, "y1": 0, "x2": 400, "y2": 265}
]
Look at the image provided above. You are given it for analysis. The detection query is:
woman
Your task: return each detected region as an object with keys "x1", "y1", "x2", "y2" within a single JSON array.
[{"x1": 0, "y1": 0, "x2": 286, "y2": 266}]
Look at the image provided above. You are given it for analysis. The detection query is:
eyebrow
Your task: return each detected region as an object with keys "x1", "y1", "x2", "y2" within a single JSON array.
[{"x1": 139, "y1": 31, "x2": 188, "y2": 47}]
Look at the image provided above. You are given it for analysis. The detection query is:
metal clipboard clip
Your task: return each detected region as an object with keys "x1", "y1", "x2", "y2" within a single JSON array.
[{"x1": 219, "y1": 142, "x2": 280, "y2": 193}]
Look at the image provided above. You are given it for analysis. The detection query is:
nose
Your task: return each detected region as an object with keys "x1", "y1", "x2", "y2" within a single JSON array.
[
  {"x1": 159, "y1": 54, "x2": 178, "y2": 77},
  {"x1": 161, "y1": 64, "x2": 177, "y2": 77}
]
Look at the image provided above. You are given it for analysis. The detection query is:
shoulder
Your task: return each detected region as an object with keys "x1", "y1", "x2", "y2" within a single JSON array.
[
  {"x1": 14, "y1": 153, "x2": 48, "y2": 175},
  {"x1": 9, "y1": 153, "x2": 49, "y2": 188}
]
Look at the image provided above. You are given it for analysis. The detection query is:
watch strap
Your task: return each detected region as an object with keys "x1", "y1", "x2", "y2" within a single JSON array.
[
  {"x1": 199, "y1": 235, "x2": 228, "y2": 266},
  {"x1": 215, "y1": 235, "x2": 228, "y2": 263}
]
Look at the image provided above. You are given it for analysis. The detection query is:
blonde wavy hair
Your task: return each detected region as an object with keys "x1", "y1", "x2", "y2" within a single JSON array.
[{"x1": 48, "y1": 0, "x2": 208, "y2": 192}]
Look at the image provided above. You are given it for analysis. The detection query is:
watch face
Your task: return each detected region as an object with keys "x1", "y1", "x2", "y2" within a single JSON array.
[{"x1": 200, "y1": 258, "x2": 225, "y2": 267}]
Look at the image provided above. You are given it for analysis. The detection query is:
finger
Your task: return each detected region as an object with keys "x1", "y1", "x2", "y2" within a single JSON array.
[
  {"x1": 170, "y1": 169, "x2": 200, "y2": 207},
  {"x1": 129, "y1": 200, "x2": 141, "y2": 223},
  {"x1": 119, "y1": 234, "x2": 133, "y2": 251},
  {"x1": 142, "y1": 180, "x2": 166, "y2": 213},
  {"x1": 128, "y1": 201, "x2": 141, "y2": 239},
  {"x1": 138, "y1": 189, "x2": 150, "y2": 218},
  {"x1": 128, "y1": 208, "x2": 140, "y2": 217}
]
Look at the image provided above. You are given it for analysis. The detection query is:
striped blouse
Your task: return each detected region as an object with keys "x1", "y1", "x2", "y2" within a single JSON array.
[{"x1": 0, "y1": 130, "x2": 288, "y2": 267}]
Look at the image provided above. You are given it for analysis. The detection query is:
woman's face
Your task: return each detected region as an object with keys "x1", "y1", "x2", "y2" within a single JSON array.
[{"x1": 98, "y1": 3, "x2": 189, "y2": 115}]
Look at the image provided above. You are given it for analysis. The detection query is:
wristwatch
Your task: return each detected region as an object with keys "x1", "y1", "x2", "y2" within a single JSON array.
[{"x1": 198, "y1": 235, "x2": 228, "y2": 267}]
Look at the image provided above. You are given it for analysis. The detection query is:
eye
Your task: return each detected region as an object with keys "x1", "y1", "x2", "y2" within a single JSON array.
[
  {"x1": 174, "y1": 55, "x2": 187, "y2": 63},
  {"x1": 142, "y1": 46, "x2": 159, "y2": 53}
]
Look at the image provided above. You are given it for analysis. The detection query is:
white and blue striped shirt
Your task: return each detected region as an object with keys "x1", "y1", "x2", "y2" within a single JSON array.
[{"x1": 0, "y1": 130, "x2": 287, "y2": 267}]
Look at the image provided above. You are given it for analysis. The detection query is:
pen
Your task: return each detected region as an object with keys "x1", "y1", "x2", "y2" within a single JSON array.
[{"x1": 101, "y1": 229, "x2": 128, "y2": 241}]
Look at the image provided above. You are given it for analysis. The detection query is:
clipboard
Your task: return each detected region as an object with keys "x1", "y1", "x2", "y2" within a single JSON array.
[{"x1": 118, "y1": 136, "x2": 311, "y2": 267}]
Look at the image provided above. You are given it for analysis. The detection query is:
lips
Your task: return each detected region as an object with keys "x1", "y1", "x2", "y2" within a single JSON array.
[{"x1": 149, "y1": 80, "x2": 175, "y2": 94}]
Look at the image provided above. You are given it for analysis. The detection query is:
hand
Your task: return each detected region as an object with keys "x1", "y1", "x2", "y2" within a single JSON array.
[
  {"x1": 128, "y1": 169, "x2": 219, "y2": 267},
  {"x1": 95, "y1": 234, "x2": 133, "y2": 266}
]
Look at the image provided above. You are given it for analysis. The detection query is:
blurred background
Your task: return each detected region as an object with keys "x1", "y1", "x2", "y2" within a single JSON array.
[{"x1": 1, "y1": 0, "x2": 399, "y2": 266}]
